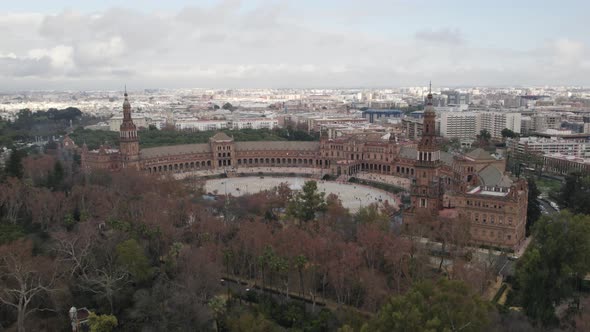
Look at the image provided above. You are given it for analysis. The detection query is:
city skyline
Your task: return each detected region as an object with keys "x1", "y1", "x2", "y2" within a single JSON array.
[{"x1": 1, "y1": 0, "x2": 589, "y2": 90}]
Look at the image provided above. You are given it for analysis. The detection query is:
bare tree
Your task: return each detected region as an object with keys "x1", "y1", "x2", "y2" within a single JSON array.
[
  {"x1": 0, "y1": 240, "x2": 62, "y2": 332},
  {"x1": 0, "y1": 178, "x2": 26, "y2": 224},
  {"x1": 53, "y1": 228, "x2": 128, "y2": 314}
]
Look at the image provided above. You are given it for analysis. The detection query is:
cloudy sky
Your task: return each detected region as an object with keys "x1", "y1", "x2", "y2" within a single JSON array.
[{"x1": 1, "y1": 0, "x2": 589, "y2": 90}]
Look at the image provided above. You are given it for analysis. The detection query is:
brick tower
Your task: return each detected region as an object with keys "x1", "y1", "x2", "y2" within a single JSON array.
[
  {"x1": 119, "y1": 89, "x2": 140, "y2": 169},
  {"x1": 411, "y1": 83, "x2": 444, "y2": 214}
]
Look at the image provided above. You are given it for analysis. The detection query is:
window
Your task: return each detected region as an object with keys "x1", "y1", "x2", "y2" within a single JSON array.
[{"x1": 420, "y1": 198, "x2": 427, "y2": 207}]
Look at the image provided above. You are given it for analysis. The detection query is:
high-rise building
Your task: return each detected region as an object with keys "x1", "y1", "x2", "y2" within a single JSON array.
[
  {"x1": 442, "y1": 90, "x2": 470, "y2": 105},
  {"x1": 439, "y1": 112, "x2": 477, "y2": 139},
  {"x1": 476, "y1": 112, "x2": 521, "y2": 138}
]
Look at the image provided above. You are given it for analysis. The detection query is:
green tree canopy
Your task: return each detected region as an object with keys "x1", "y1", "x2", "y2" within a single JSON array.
[
  {"x1": 362, "y1": 278, "x2": 491, "y2": 332},
  {"x1": 116, "y1": 239, "x2": 153, "y2": 282},
  {"x1": 287, "y1": 180, "x2": 327, "y2": 222},
  {"x1": 4, "y1": 148, "x2": 24, "y2": 179},
  {"x1": 516, "y1": 211, "x2": 590, "y2": 326},
  {"x1": 354, "y1": 204, "x2": 390, "y2": 228},
  {"x1": 477, "y1": 129, "x2": 492, "y2": 143},
  {"x1": 557, "y1": 172, "x2": 590, "y2": 214},
  {"x1": 501, "y1": 128, "x2": 518, "y2": 139},
  {"x1": 88, "y1": 312, "x2": 118, "y2": 332}
]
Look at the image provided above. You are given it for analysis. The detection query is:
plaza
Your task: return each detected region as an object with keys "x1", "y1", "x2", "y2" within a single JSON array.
[{"x1": 204, "y1": 176, "x2": 399, "y2": 212}]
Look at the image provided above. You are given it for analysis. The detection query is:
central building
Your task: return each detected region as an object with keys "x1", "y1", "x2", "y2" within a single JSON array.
[{"x1": 81, "y1": 91, "x2": 528, "y2": 250}]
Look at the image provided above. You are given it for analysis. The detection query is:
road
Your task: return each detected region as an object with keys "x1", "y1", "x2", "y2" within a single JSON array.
[{"x1": 538, "y1": 197, "x2": 559, "y2": 215}]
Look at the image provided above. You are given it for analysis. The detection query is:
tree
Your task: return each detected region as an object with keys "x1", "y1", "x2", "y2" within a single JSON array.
[
  {"x1": 525, "y1": 178, "x2": 541, "y2": 236},
  {"x1": 516, "y1": 211, "x2": 590, "y2": 326},
  {"x1": 88, "y1": 312, "x2": 118, "y2": 332},
  {"x1": 208, "y1": 295, "x2": 227, "y2": 332},
  {"x1": 501, "y1": 128, "x2": 518, "y2": 139},
  {"x1": 441, "y1": 137, "x2": 461, "y2": 152},
  {"x1": 0, "y1": 239, "x2": 62, "y2": 332},
  {"x1": 46, "y1": 161, "x2": 65, "y2": 191},
  {"x1": 557, "y1": 172, "x2": 590, "y2": 214},
  {"x1": 476, "y1": 129, "x2": 492, "y2": 147},
  {"x1": 222, "y1": 102, "x2": 234, "y2": 110},
  {"x1": 0, "y1": 177, "x2": 26, "y2": 224},
  {"x1": 4, "y1": 148, "x2": 24, "y2": 179},
  {"x1": 363, "y1": 279, "x2": 491, "y2": 332},
  {"x1": 227, "y1": 312, "x2": 280, "y2": 332},
  {"x1": 76, "y1": 238, "x2": 130, "y2": 314},
  {"x1": 354, "y1": 204, "x2": 390, "y2": 228},
  {"x1": 115, "y1": 239, "x2": 152, "y2": 283},
  {"x1": 287, "y1": 180, "x2": 326, "y2": 222}
]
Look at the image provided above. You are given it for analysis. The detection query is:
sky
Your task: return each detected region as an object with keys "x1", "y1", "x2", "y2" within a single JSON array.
[{"x1": 0, "y1": 0, "x2": 589, "y2": 90}]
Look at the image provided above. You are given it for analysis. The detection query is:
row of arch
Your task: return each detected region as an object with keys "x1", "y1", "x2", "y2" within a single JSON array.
[
  {"x1": 396, "y1": 165, "x2": 415, "y2": 176},
  {"x1": 359, "y1": 163, "x2": 392, "y2": 173},
  {"x1": 237, "y1": 157, "x2": 314, "y2": 166},
  {"x1": 147, "y1": 160, "x2": 212, "y2": 173},
  {"x1": 145, "y1": 158, "x2": 420, "y2": 178}
]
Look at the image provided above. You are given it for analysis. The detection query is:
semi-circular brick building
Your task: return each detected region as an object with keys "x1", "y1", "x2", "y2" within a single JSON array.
[{"x1": 81, "y1": 92, "x2": 528, "y2": 250}]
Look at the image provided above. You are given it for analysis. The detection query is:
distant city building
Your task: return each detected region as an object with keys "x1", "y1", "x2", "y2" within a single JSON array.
[
  {"x1": 175, "y1": 119, "x2": 228, "y2": 131},
  {"x1": 476, "y1": 112, "x2": 521, "y2": 138},
  {"x1": 307, "y1": 117, "x2": 368, "y2": 132},
  {"x1": 402, "y1": 118, "x2": 423, "y2": 140},
  {"x1": 532, "y1": 113, "x2": 561, "y2": 133},
  {"x1": 519, "y1": 95, "x2": 552, "y2": 108},
  {"x1": 543, "y1": 154, "x2": 590, "y2": 175},
  {"x1": 439, "y1": 112, "x2": 477, "y2": 139},
  {"x1": 361, "y1": 109, "x2": 403, "y2": 123},
  {"x1": 441, "y1": 90, "x2": 471, "y2": 105},
  {"x1": 509, "y1": 137, "x2": 590, "y2": 159},
  {"x1": 231, "y1": 118, "x2": 278, "y2": 130}
]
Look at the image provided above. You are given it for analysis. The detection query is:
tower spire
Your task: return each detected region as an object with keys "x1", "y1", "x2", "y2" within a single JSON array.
[{"x1": 429, "y1": 81, "x2": 432, "y2": 94}]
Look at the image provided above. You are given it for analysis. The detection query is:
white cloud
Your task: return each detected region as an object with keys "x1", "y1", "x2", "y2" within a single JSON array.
[
  {"x1": 0, "y1": 4, "x2": 588, "y2": 89},
  {"x1": 415, "y1": 27, "x2": 464, "y2": 45}
]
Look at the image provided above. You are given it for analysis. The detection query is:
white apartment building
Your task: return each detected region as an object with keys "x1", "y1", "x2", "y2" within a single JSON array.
[
  {"x1": 231, "y1": 118, "x2": 278, "y2": 130},
  {"x1": 476, "y1": 112, "x2": 521, "y2": 138},
  {"x1": 509, "y1": 137, "x2": 590, "y2": 158},
  {"x1": 439, "y1": 112, "x2": 477, "y2": 139},
  {"x1": 175, "y1": 119, "x2": 229, "y2": 131}
]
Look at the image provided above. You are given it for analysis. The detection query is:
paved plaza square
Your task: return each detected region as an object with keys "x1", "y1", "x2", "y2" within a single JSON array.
[{"x1": 204, "y1": 177, "x2": 398, "y2": 212}]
